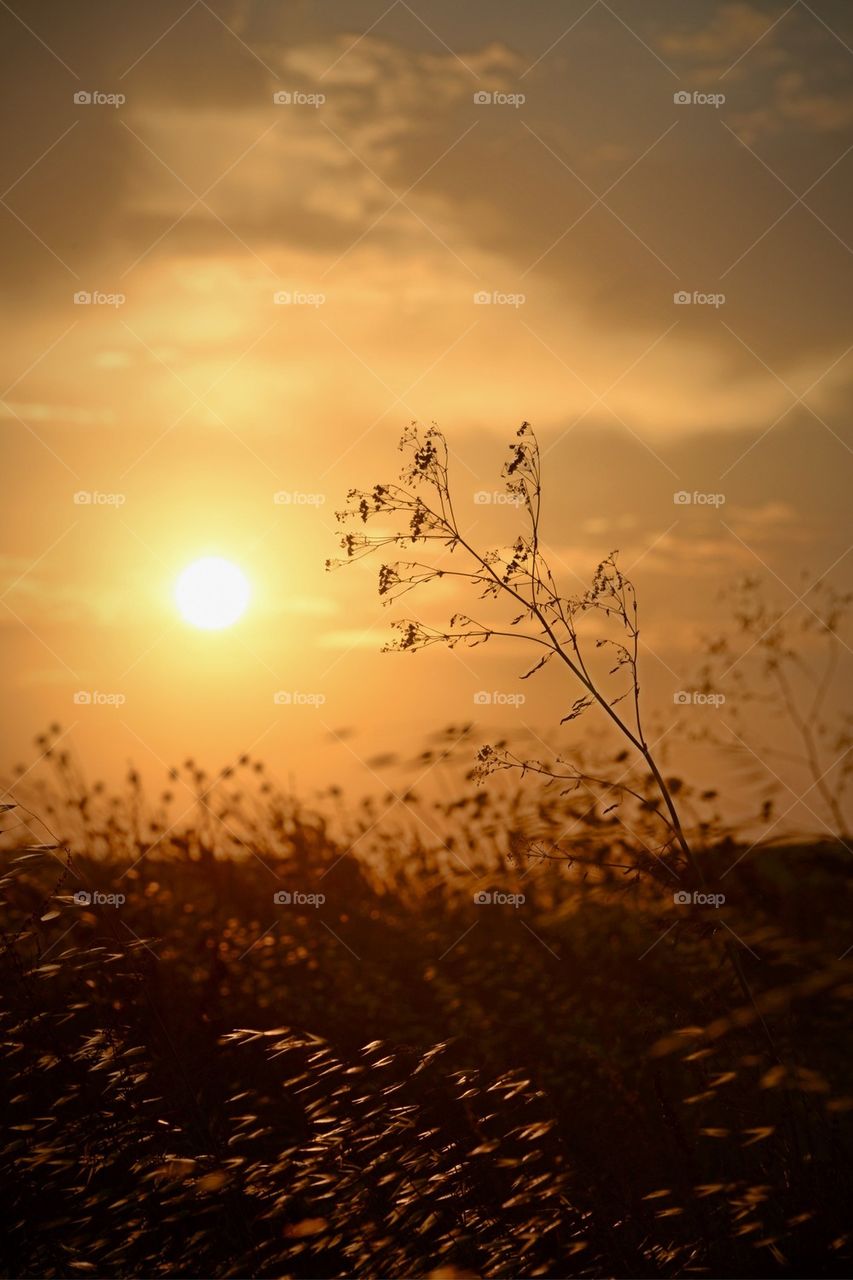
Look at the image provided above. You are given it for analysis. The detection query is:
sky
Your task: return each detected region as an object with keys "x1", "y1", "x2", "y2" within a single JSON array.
[{"x1": 1, "y1": 0, "x2": 852, "y2": 829}]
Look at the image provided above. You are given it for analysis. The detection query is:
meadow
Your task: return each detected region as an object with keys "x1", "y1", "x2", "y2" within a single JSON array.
[{"x1": 1, "y1": 727, "x2": 851, "y2": 1279}]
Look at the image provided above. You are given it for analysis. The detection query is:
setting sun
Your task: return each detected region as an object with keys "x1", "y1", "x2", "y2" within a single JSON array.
[{"x1": 175, "y1": 557, "x2": 250, "y2": 630}]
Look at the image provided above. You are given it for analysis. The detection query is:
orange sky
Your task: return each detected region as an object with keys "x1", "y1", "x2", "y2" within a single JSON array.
[{"x1": 2, "y1": 0, "x2": 851, "y2": 832}]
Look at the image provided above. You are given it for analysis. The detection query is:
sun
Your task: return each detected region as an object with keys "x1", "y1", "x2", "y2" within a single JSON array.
[{"x1": 175, "y1": 557, "x2": 251, "y2": 630}]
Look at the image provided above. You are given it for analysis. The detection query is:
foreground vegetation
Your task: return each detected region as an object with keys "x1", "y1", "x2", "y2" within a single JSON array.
[{"x1": 1, "y1": 741, "x2": 851, "y2": 1278}]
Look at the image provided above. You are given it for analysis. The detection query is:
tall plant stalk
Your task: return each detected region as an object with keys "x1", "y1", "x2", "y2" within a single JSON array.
[{"x1": 329, "y1": 422, "x2": 782, "y2": 1046}]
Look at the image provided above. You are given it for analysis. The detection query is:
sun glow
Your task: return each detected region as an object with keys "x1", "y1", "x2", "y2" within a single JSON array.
[{"x1": 175, "y1": 557, "x2": 251, "y2": 630}]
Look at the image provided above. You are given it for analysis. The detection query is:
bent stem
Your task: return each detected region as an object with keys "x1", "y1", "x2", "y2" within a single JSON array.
[{"x1": 330, "y1": 422, "x2": 776, "y2": 1049}]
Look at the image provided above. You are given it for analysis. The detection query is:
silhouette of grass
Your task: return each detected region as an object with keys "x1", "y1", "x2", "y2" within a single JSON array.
[{"x1": 1, "y1": 736, "x2": 851, "y2": 1277}]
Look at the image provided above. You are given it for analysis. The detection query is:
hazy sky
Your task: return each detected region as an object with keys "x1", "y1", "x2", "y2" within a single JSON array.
[{"x1": 2, "y1": 0, "x2": 851, "y2": 823}]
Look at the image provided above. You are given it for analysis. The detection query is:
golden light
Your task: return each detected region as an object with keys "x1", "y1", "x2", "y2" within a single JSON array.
[{"x1": 175, "y1": 557, "x2": 251, "y2": 630}]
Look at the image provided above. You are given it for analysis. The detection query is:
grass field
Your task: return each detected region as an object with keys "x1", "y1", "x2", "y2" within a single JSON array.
[{"x1": 1, "y1": 737, "x2": 851, "y2": 1278}]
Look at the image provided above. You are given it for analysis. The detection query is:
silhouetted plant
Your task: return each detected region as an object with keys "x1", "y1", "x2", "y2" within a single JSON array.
[
  {"x1": 701, "y1": 574, "x2": 852, "y2": 843},
  {"x1": 330, "y1": 422, "x2": 705, "y2": 888}
]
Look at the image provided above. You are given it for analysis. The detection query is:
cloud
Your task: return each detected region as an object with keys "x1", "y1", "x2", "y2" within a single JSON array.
[
  {"x1": 5, "y1": 5, "x2": 853, "y2": 413},
  {"x1": 655, "y1": 2, "x2": 853, "y2": 139},
  {"x1": 657, "y1": 2, "x2": 783, "y2": 62},
  {"x1": 735, "y1": 67, "x2": 853, "y2": 142}
]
